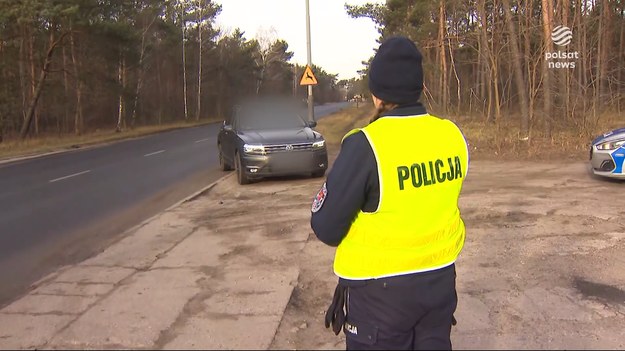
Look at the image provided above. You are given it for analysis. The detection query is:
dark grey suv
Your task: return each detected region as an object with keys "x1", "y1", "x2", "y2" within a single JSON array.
[{"x1": 217, "y1": 101, "x2": 328, "y2": 185}]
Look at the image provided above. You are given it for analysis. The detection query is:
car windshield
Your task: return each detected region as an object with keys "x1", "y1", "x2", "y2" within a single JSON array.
[{"x1": 237, "y1": 106, "x2": 307, "y2": 130}]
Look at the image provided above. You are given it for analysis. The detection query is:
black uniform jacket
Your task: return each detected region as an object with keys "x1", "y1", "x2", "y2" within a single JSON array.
[{"x1": 310, "y1": 102, "x2": 428, "y2": 247}]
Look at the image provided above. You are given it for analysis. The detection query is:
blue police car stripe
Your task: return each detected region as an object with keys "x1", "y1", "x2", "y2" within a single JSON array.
[{"x1": 611, "y1": 146, "x2": 625, "y2": 174}]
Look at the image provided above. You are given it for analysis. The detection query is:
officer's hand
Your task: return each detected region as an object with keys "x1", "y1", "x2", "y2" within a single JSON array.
[{"x1": 324, "y1": 284, "x2": 346, "y2": 335}]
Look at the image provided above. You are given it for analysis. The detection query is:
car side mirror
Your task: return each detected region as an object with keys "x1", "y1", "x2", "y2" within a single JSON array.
[{"x1": 308, "y1": 120, "x2": 317, "y2": 128}]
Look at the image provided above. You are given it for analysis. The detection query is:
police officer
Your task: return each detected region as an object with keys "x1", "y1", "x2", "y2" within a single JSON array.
[{"x1": 310, "y1": 36, "x2": 469, "y2": 350}]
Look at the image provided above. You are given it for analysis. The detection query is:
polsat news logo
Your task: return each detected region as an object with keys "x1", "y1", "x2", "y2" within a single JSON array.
[{"x1": 545, "y1": 25, "x2": 579, "y2": 69}]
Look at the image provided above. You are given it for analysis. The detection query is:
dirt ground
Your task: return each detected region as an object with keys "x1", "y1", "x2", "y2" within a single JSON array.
[{"x1": 265, "y1": 154, "x2": 624, "y2": 349}]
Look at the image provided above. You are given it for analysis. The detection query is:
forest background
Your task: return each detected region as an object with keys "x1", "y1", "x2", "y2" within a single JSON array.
[{"x1": 1, "y1": 0, "x2": 623, "y2": 160}]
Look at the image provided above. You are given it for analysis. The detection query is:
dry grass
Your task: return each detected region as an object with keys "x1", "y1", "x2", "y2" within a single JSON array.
[
  {"x1": 0, "y1": 119, "x2": 218, "y2": 161},
  {"x1": 315, "y1": 105, "x2": 373, "y2": 153},
  {"x1": 316, "y1": 105, "x2": 622, "y2": 162},
  {"x1": 453, "y1": 115, "x2": 623, "y2": 161}
]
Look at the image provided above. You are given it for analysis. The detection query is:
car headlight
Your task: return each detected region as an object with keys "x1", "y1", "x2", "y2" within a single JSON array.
[
  {"x1": 243, "y1": 144, "x2": 265, "y2": 154},
  {"x1": 312, "y1": 140, "x2": 326, "y2": 148},
  {"x1": 596, "y1": 139, "x2": 625, "y2": 151}
]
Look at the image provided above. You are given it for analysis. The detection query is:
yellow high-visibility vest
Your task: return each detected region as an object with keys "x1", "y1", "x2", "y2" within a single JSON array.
[{"x1": 333, "y1": 113, "x2": 469, "y2": 280}]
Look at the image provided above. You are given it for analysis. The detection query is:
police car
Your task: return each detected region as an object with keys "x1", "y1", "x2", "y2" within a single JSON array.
[{"x1": 590, "y1": 127, "x2": 625, "y2": 179}]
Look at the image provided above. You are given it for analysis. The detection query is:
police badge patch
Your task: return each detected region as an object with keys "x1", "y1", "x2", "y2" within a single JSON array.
[{"x1": 311, "y1": 182, "x2": 327, "y2": 213}]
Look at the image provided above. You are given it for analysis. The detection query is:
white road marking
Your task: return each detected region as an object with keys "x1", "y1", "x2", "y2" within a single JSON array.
[
  {"x1": 144, "y1": 150, "x2": 165, "y2": 157},
  {"x1": 194, "y1": 138, "x2": 210, "y2": 143},
  {"x1": 49, "y1": 170, "x2": 91, "y2": 183}
]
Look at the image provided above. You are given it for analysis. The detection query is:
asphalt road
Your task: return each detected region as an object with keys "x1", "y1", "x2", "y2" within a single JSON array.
[{"x1": 0, "y1": 101, "x2": 350, "y2": 307}]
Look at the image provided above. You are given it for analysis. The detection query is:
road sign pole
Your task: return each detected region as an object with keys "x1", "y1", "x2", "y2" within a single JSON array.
[{"x1": 305, "y1": 0, "x2": 314, "y2": 122}]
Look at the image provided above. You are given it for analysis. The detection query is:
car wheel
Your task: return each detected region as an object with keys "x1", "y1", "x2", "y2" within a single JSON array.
[
  {"x1": 234, "y1": 151, "x2": 250, "y2": 185},
  {"x1": 218, "y1": 144, "x2": 232, "y2": 171},
  {"x1": 312, "y1": 169, "x2": 326, "y2": 178}
]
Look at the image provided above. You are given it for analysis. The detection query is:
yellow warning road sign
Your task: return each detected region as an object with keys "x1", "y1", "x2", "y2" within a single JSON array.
[{"x1": 300, "y1": 65, "x2": 318, "y2": 86}]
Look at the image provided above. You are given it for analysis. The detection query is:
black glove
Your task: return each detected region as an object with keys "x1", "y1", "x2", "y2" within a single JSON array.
[{"x1": 324, "y1": 284, "x2": 347, "y2": 335}]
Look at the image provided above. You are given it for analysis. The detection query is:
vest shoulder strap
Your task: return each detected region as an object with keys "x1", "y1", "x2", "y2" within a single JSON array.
[{"x1": 342, "y1": 128, "x2": 362, "y2": 143}]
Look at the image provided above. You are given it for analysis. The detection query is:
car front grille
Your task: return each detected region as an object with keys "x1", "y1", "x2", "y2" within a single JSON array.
[{"x1": 264, "y1": 143, "x2": 314, "y2": 153}]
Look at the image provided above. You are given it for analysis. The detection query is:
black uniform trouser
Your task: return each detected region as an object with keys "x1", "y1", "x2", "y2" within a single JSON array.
[{"x1": 343, "y1": 264, "x2": 457, "y2": 350}]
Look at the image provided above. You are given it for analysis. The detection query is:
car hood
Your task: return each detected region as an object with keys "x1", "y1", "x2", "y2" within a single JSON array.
[
  {"x1": 238, "y1": 128, "x2": 322, "y2": 145},
  {"x1": 592, "y1": 127, "x2": 625, "y2": 145}
]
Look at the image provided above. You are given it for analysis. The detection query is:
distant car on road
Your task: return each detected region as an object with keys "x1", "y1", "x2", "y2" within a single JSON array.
[
  {"x1": 217, "y1": 99, "x2": 328, "y2": 185},
  {"x1": 590, "y1": 127, "x2": 625, "y2": 179}
]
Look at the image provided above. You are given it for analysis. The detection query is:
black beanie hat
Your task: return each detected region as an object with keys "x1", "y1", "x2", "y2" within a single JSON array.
[{"x1": 368, "y1": 36, "x2": 424, "y2": 105}]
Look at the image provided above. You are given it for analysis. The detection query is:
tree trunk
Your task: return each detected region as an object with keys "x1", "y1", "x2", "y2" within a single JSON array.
[
  {"x1": 20, "y1": 32, "x2": 68, "y2": 139},
  {"x1": 592, "y1": 0, "x2": 601, "y2": 122},
  {"x1": 157, "y1": 56, "x2": 163, "y2": 125},
  {"x1": 181, "y1": 3, "x2": 189, "y2": 120},
  {"x1": 116, "y1": 52, "x2": 126, "y2": 132},
  {"x1": 0, "y1": 40, "x2": 3, "y2": 140},
  {"x1": 475, "y1": 26, "x2": 482, "y2": 117},
  {"x1": 541, "y1": 0, "x2": 553, "y2": 137},
  {"x1": 62, "y1": 41, "x2": 70, "y2": 134},
  {"x1": 438, "y1": 0, "x2": 448, "y2": 114},
  {"x1": 490, "y1": 4, "x2": 501, "y2": 124},
  {"x1": 598, "y1": 3, "x2": 610, "y2": 114},
  {"x1": 555, "y1": 0, "x2": 567, "y2": 123},
  {"x1": 618, "y1": 6, "x2": 624, "y2": 113},
  {"x1": 196, "y1": 0, "x2": 203, "y2": 121},
  {"x1": 447, "y1": 37, "x2": 461, "y2": 115},
  {"x1": 525, "y1": 0, "x2": 535, "y2": 128},
  {"x1": 69, "y1": 26, "x2": 83, "y2": 136},
  {"x1": 131, "y1": 15, "x2": 157, "y2": 128},
  {"x1": 502, "y1": 0, "x2": 530, "y2": 140},
  {"x1": 28, "y1": 30, "x2": 39, "y2": 135},
  {"x1": 19, "y1": 28, "x2": 27, "y2": 123},
  {"x1": 528, "y1": 52, "x2": 541, "y2": 132},
  {"x1": 581, "y1": 0, "x2": 589, "y2": 128},
  {"x1": 492, "y1": 56, "x2": 501, "y2": 124},
  {"x1": 477, "y1": 0, "x2": 492, "y2": 122}
]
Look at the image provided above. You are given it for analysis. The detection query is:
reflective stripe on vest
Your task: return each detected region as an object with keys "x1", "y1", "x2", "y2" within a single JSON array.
[{"x1": 334, "y1": 114, "x2": 469, "y2": 280}]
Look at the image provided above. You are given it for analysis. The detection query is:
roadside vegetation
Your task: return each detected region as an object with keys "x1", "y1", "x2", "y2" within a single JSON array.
[
  {"x1": 317, "y1": 103, "x2": 621, "y2": 162},
  {"x1": 315, "y1": 105, "x2": 372, "y2": 153},
  {"x1": 2, "y1": 1, "x2": 623, "y2": 163},
  {"x1": 457, "y1": 115, "x2": 623, "y2": 161},
  {"x1": 1, "y1": 101, "x2": 616, "y2": 162},
  {"x1": 0, "y1": 0, "x2": 348, "y2": 145},
  {"x1": 346, "y1": 0, "x2": 624, "y2": 157}
]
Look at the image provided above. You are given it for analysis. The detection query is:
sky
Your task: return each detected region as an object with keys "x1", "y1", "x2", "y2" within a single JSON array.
[{"x1": 214, "y1": 0, "x2": 385, "y2": 80}]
